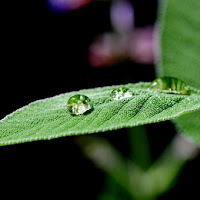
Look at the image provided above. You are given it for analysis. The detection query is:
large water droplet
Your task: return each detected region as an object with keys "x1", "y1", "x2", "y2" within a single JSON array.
[
  {"x1": 110, "y1": 87, "x2": 133, "y2": 100},
  {"x1": 149, "y1": 77, "x2": 190, "y2": 95},
  {"x1": 67, "y1": 94, "x2": 93, "y2": 115}
]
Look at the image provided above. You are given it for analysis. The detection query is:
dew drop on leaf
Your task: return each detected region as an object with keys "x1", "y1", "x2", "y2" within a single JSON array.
[
  {"x1": 110, "y1": 87, "x2": 133, "y2": 100},
  {"x1": 67, "y1": 94, "x2": 93, "y2": 115},
  {"x1": 149, "y1": 77, "x2": 190, "y2": 95}
]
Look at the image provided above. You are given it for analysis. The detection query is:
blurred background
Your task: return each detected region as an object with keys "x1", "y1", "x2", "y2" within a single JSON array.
[{"x1": 1, "y1": 0, "x2": 200, "y2": 199}]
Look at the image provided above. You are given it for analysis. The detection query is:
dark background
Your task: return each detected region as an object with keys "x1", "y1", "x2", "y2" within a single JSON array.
[{"x1": 1, "y1": 0, "x2": 200, "y2": 199}]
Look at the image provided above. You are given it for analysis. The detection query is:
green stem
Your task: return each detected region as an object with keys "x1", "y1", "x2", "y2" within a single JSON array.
[
  {"x1": 127, "y1": 126, "x2": 152, "y2": 170},
  {"x1": 77, "y1": 133, "x2": 198, "y2": 200},
  {"x1": 128, "y1": 134, "x2": 197, "y2": 199}
]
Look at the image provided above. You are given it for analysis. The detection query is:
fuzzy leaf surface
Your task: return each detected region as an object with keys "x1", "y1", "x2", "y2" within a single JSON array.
[{"x1": 0, "y1": 83, "x2": 200, "y2": 146}]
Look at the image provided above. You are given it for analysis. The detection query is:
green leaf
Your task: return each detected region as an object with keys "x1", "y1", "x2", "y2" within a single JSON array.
[
  {"x1": 0, "y1": 82, "x2": 200, "y2": 146},
  {"x1": 158, "y1": 0, "x2": 200, "y2": 144}
]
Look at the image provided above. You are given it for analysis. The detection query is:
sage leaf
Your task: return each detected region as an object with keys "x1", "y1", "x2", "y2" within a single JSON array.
[
  {"x1": 0, "y1": 82, "x2": 200, "y2": 146},
  {"x1": 158, "y1": 0, "x2": 200, "y2": 144}
]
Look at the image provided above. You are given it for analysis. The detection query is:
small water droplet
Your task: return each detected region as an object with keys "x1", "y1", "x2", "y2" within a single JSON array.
[
  {"x1": 149, "y1": 77, "x2": 190, "y2": 95},
  {"x1": 67, "y1": 94, "x2": 93, "y2": 115},
  {"x1": 110, "y1": 87, "x2": 133, "y2": 100}
]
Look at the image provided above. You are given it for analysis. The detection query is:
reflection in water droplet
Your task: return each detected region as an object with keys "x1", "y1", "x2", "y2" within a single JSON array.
[
  {"x1": 110, "y1": 87, "x2": 133, "y2": 100},
  {"x1": 149, "y1": 77, "x2": 190, "y2": 95},
  {"x1": 67, "y1": 94, "x2": 93, "y2": 115}
]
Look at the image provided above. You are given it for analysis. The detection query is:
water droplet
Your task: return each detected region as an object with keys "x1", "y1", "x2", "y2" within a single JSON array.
[
  {"x1": 149, "y1": 77, "x2": 190, "y2": 95},
  {"x1": 110, "y1": 87, "x2": 133, "y2": 100},
  {"x1": 67, "y1": 94, "x2": 93, "y2": 115}
]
